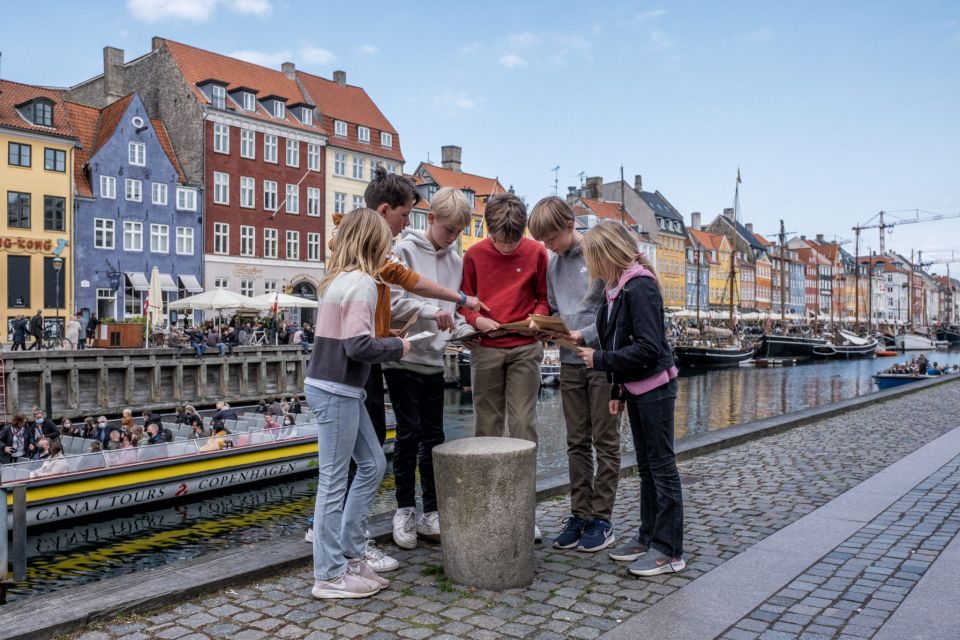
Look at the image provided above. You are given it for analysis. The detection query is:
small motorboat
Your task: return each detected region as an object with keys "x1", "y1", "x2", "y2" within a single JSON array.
[
  {"x1": 812, "y1": 330, "x2": 878, "y2": 359},
  {"x1": 895, "y1": 333, "x2": 950, "y2": 350},
  {"x1": 873, "y1": 373, "x2": 942, "y2": 390}
]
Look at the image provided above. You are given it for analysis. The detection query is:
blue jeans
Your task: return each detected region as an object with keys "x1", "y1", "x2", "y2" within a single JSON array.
[
  {"x1": 625, "y1": 377, "x2": 684, "y2": 558},
  {"x1": 305, "y1": 384, "x2": 386, "y2": 582}
]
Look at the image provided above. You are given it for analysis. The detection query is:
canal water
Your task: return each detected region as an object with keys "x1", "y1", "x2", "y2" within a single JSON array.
[{"x1": 7, "y1": 350, "x2": 960, "y2": 600}]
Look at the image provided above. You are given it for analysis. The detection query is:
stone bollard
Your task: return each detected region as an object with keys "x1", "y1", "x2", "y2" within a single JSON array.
[{"x1": 433, "y1": 437, "x2": 536, "y2": 590}]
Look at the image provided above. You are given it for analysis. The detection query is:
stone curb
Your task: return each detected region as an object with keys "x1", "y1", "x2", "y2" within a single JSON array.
[{"x1": 4, "y1": 375, "x2": 957, "y2": 640}]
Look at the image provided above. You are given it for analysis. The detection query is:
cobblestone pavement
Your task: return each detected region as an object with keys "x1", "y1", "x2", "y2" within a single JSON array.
[{"x1": 70, "y1": 381, "x2": 960, "y2": 640}]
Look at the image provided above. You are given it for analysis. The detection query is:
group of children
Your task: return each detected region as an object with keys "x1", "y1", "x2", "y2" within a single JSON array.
[{"x1": 304, "y1": 167, "x2": 685, "y2": 599}]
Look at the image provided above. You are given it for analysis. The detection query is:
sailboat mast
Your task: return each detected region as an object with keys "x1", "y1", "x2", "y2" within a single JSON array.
[{"x1": 779, "y1": 219, "x2": 786, "y2": 327}]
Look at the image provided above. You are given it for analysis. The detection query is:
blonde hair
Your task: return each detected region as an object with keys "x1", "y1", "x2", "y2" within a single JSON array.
[
  {"x1": 320, "y1": 208, "x2": 393, "y2": 295},
  {"x1": 430, "y1": 187, "x2": 472, "y2": 228},
  {"x1": 528, "y1": 196, "x2": 575, "y2": 241},
  {"x1": 582, "y1": 221, "x2": 659, "y2": 286}
]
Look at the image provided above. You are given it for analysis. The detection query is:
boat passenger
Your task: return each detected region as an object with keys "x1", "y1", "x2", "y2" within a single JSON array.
[
  {"x1": 256, "y1": 399, "x2": 269, "y2": 413},
  {"x1": 29, "y1": 441, "x2": 69, "y2": 478},
  {"x1": 59, "y1": 418, "x2": 73, "y2": 438},
  {"x1": 199, "y1": 425, "x2": 231, "y2": 452},
  {"x1": 106, "y1": 429, "x2": 123, "y2": 451},
  {"x1": 188, "y1": 421, "x2": 210, "y2": 439},
  {"x1": 33, "y1": 437, "x2": 52, "y2": 461},
  {"x1": 0, "y1": 414, "x2": 31, "y2": 464}
]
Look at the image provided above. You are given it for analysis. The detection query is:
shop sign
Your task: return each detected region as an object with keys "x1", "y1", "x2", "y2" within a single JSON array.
[{"x1": 0, "y1": 237, "x2": 54, "y2": 252}]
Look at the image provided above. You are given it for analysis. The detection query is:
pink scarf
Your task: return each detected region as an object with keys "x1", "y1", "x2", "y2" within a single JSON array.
[{"x1": 606, "y1": 262, "x2": 655, "y2": 302}]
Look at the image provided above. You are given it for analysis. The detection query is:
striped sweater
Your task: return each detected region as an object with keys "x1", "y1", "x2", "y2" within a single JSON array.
[{"x1": 305, "y1": 270, "x2": 404, "y2": 389}]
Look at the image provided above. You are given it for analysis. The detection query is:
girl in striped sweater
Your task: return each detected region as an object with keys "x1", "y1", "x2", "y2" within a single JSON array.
[{"x1": 305, "y1": 208, "x2": 411, "y2": 599}]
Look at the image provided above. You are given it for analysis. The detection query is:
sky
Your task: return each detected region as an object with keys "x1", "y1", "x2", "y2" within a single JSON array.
[{"x1": 2, "y1": 1, "x2": 959, "y2": 274}]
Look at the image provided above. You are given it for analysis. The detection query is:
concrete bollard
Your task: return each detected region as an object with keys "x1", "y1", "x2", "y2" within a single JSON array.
[{"x1": 433, "y1": 437, "x2": 536, "y2": 590}]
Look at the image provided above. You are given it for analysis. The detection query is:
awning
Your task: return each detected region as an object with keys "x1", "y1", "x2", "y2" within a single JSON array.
[
  {"x1": 159, "y1": 273, "x2": 178, "y2": 292},
  {"x1": 179, "y1": 274, "x2": 203, "y2": 293},
  {"x1": 125, "y1": 272, "x2": 149, "y2": 291}
]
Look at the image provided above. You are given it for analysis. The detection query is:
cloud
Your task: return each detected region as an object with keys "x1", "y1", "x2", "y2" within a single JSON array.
[
  {"x1": 749, "y1": 28, "x2": 774, "y2": 41},
  {"x1": 358, "y1": 44, "x2": 380, "y2": 56},
  {"x1": 499, "y1": 54, "x2": 528, "y2": 68},
  {"x1": 635, "y1": 9, "x2": 668, "y2": 21},
  {"x1": 648, "y1": 29, "x2": 675, "y2": 51},
  {"x1": 300, "y1": 46, "x2": 336, "y2": 65},
  {"x1": 229, "y1": 45, "x2": 336, "y2": 68},
  {"x1": 434, "y1": 91, "x2": 477, "y2": 116},
  {"x1": 127, "y1": 0, "x2": 271, "y2": 23},
  {"x1": 508, "y1": 32, "x2": 541, "y2": 47}
]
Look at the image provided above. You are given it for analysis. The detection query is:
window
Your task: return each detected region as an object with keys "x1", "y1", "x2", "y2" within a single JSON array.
[
  {"x1": 334, "y1": 192, "x2": 346, "y2": 214},
  {"x1": 474, "y1": 218, "x2": 484, "y2": 238},
  {"x1": 263, "y1": 134, "x2": 278, "y2": 163},
  {"x1": 263, "y1": 280, "x2": 278, "y2": 295},
  {"x1": 240, "y1": 225, "x2": 255, "y2": 256},
  {"x1": 307, "y1": 187, "x2": 321, "y2": 216},
  {"x1": 32, "y1": 101, "x2": 53, "y2": 126},
  {"x1": 243, "y1": 92, "x2": 256, "y2": 112},
  {"x1": 358, "y1": 126, "x2": 370, "y2": 143},
  {"x1": 150, "y1": 223, "x2": 169, "y2": 253},
  {"x1": 301, "y1": 108, "x2": 313, "y2": 126},
  {"x1": 239, "y1": 279, "x2": 255, "y2": 297},
  {"x1": 176, "y1": 188, "x2": 197, "y2": 211},
  {"x1": 307, "y1": 143, "x2": 321, "y2": 171},
  {"x1": 128, "y1": 142, "x2": 146, "y2": 166},
  {"x1": 213, "y1": 222, "x2": 229, "y2": 254},
  {"x1": 7, "y1": 192, "x2": 30, "y2": 228},
  {"x1": 44, "y1": 196, "x2": 65, "y2": 231},
  {"x1": 8, "y1": 142, "x2": 31, "y2": 167},
  {"x1": 125, "y1": 179, "x2": 142, "y2": 202},
  {"x1": 152, "y1": 182, "x2": 168, "y2": 205},
  {"x1": 387, "y1": 163, "x2": 398, "y2": 175},
  {"x1": 94, "y1": 218, "x2": 115, "y2": 249},
  {"x1": 352, "y1": 155, "x2": 364, "y2": 180},
  {"x1": 214, "y1": 278, "x2": 229, "y2": 290},
  {"x1": 213, "y1": 172, "x2": 230, "y2": 205},
  {"x1": 123, "y1": 282, "x2": 144, "y2": 318},
  {"x1": 240, "y1": 128, "x2": 256, "y2": 159},
  {"x1": 286, "y1": 139, "x2": 299, "y2": 167},
  {"x1": 100, "y1": 175, "x2": 116, "y2": 199},
  {"x1": 44, "y1": 148, "x2": 66, "y2": 172},
  {"x1": 273, "y1": 101, "x2": 285, "y2": 119},
  {"x1": 462, "y1": 221, "x2": 471, "y2": 236},
  {"x1": 263, "y1": 180, "x2": 278, "y2": 212},
  {"x1": 286, "y1": 184, "x2": 299, "y2": 214},
  {"x1": 334, "y1": 152, "x2": 346, "y2": 176},
  {"x1": 176, "y1": 226, "x2": 194, "y2": 255},
  {"x1": 123, "y1": 221, "x2": 143, "y2": 251},
  {"x1": 211, "y1": 85, "x2": 226, "y2": 110},
  {"x1": 263, "y1": 228, "x2": 278, "y2": 258},
  {"x1": 307, "y1": 232, "x2": 321, "y2": 261},
  {"x1": 462, "y1": 190, "x2": 475, "y2": 208},
  {"x1": 286, "y1": 230, "x2": 300, "y2": 260},
  {"x1": 352, "y1": 195, "x2": 364, "y2": 210},
  {"x1": 213, "y1": 123, "x2": 230, "y2": 154},
  {"x1": 240, "y1": 176, "x2": 255, "y2": 208},
  {"x1": 7, "y1": 255, "x2": 30, "y2": 308},
  {"x1": 412, "y1": 211, "x2": 426, "y2": 231},
  {"x1": 96, "y1": 288, "x2": 116, "y2": 320},
  {"x1": 380, "y1": 132, "x2": 393, "y2": 148},
  {"x1": 334, "y1": 120, "x2": 347, "y2": 137}
]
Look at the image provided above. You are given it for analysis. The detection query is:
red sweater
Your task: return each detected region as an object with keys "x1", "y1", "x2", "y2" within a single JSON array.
[{"x1": 460, "y1": 237, "x2": 549, "y2": 348}]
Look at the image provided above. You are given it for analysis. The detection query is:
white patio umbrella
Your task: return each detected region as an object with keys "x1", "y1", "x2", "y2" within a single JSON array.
[
  {"x1": 145, "y1": 266, "x2": 165, "y2": 332},
  {"x1": 249, "y1": 292, "x2": 317, "y2": 308},
  {"x1": 168, "y1": 289, "x2": 270, "y2": 311}
]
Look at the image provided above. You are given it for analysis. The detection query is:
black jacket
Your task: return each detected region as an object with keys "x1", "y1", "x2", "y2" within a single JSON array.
[
  {"x1": 593, "y1": 275, "x2": 674, "y2": 397},
  {"x1": 29, "y1": 314, "x2": 44, "y2": 337},
  {"x1": 12, "y1": 318, "x2": 27, "y2": 342},
  {"x1": 0, "y1": 425, "x2": 33, "y2": 463}
]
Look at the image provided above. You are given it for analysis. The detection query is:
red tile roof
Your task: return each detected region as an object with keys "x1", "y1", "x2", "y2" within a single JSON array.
[
  {"x1": 753, "y1": 232, "x2": 774, "y2": 247},
  {"x1": 416, "y1": 163, "x2": 506, "y2": 198},
  {"x1": 0, "y1": 79, "x2": 77, "y2": 140},
  {"x1": 689, "y1": 228, "x2": 727, "y2": 253},
  {"x1": 93, "y1": 94, "x2": 135, "y2": 153},
  {"x1": 576, "y1": 198, "x2": 637, "y2": 227}
]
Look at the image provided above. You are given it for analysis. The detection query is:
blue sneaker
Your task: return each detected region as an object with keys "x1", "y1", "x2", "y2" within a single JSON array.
[
  {"x1": 553, "y1": 515, "x2": 586, "y2": 549},
  {"x1": 577, "y1": 518, "x2": 615, "y2": 552}
]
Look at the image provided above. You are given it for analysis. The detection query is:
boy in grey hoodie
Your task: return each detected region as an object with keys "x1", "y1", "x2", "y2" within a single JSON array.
[
  {"x1": 529, "y1": 196, "x2": 620, "y2": 553},
  {"x1": 385, "y1": 188, "x2": 474, "y2": 550}
]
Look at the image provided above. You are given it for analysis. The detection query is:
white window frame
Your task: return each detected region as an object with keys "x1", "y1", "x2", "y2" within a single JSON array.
[
  {"x1": 211, "y1": 85, "x2": 226, "y2": 110},
  {"x1": 240, "y1": 225, "x2": 255, "y2": 257},
  {"x1": 263, "y1": 134, "x2": 278, "y2": 163},
  {"x1": 240, "y1": 128, "x2": 256, "y2": 159},
  {"x1": 128, "y1": 142, "x2": 146, "y2": 166},
  {"x1": 286, "y1": 230, "x2": 300, "y2": 260},
  {"x1": 334, "y1": 120, "x2": 347, "y2": 137},
  {"x1": 358, "y1": 126, "x2": 370, "y2": 143},
  {"x1": 213, "y1": 172, "x2": 230, "y2": 205},
  {"x1": 151, "y1": 182, "x2": 168, "y2": 206},
  {"x1": 333, "y1": 151, "x2": 346, "y2": 176},
  {"x1": 100, "y1": 175, "x2": 116, "y2": 199},
  {"x1": 380, "y1": 132, "x2": 393, "y2": 148},
  {"x1": 285, "y1": 139, "x2": 299, "y2": 167},
  {"x1": 125, "y1": 178, "x2": 142, "y2": 202},
  {"x1": 263, "y1": 280, "x2": 278, "y2": 294},
  {"x1": 176, "y1": 188, "x2": 197, "y2": 211},
  {"x1": 240, "y1": 176, "x2": 255, "y2": 209},
  {"x1": 263, "y1": 228, "x2": 278, "y2": 259},
  {"x1": 352, "y1": 155, "x2": 364, "y2": 180},
  {"x1": 352, "y1": 195, "x2": 364, "y2": 210},
  {"x1": 150, "y1": 223, "x2": 169, "y2": 254},
  {"x1": 307, "y1": 232, "x2": 321, "y2": 262},
  {"x1": 273, "y1": 101, "x2": 285, "y2": 119},
  {"x1": 334, "y1": 192, "x2": 346, "y2": 214},
  {"x1": 123, "y1": 221, "x2": 143, "y2": 252},
  {"x1": 213, "y1": 123, "x2": 230, "y2": 154},
  {"x1": 240, "y1": 279, "x2": 255, "y2": 297},
  {"x1": 301, "y1": 108, "x2": 313, "y2": 126},
  {"x1": 213, "y1": 222, "x2": 229, "y2": 255},
  {"x1": 307, "y1": 143, "x2": 321, "y2": 171},
  {"x1": 242, "y1": 92, "x2": 256, "y2": 112},
  {"x1": 306, "y1": 187, "x2": 321, "y2": 217},
  {"x1": 214, "y1": 277, "x2": 229, "y2": 290},
  {"x1": 263, "y1": 180, "x2": 278, "y2": 212},
  {"x1": 387, "y1": 162, "x2": 398, "y2": 175},
  {"x1": 286, "y1": 184, "x2": 299, "y2": 214},
  {"x1": 94, "y1": 218, "x2": 115, "y2": 249},
  {"x1": 176, "y1": 226, "x2": 194, "y2": 255}
]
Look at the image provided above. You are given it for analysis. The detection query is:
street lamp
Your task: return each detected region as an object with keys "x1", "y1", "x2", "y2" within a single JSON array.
[{"x1": 52, "y1": 255, "x2": 64, "y2": 335}]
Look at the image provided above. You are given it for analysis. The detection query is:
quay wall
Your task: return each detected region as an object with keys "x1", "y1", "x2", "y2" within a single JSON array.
[{"x1": 1, "y1": 347, "x2": 310, "y2": 420}]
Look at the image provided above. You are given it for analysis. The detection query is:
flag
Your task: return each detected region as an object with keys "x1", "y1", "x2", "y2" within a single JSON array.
[{"x1": 143, "y1": 290, "x2": 149, "y2": 316}]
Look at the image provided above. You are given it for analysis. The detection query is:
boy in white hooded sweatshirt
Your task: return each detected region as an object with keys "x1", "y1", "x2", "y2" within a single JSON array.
[{"x1": 385, "y1": 187, "x2": 474, "y2": 549}]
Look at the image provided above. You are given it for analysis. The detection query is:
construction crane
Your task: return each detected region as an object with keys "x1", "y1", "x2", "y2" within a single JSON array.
[{"x1": 853, "y1": 209, "x2": 960, "y2": 255}]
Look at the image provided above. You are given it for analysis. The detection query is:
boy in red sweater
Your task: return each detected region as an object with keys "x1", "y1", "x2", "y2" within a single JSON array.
[{"x1": 461, "y1": 193, "x2": 549, "y2": 444}]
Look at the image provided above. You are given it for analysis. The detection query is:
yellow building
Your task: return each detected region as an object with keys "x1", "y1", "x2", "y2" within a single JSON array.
[
  {"x1": 1, "y1": 80, "x2": 77, "y2": 342},
  {"x1": 691, "y1": 229, "x2": 737, "y2": 307},
  {"x1": 656, "y1": 231, "x2": 687, "y2": 310}
]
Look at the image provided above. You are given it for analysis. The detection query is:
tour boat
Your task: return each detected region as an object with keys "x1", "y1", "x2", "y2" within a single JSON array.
[
  {"x1": 872, "y1": 371, "x2": 955, "y2": 390},
  {"x1": 894, "y1": 333, "x2": 950, "y2": 351},
  {"x1": 811, "y1": 330, "x2": 878, "y2": 359}
]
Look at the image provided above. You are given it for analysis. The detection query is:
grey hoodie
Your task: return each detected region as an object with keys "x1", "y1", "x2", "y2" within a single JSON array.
[
  {"x1": 385, "y1": 229, "x2": 472, "y2": 370},
  {"x1": 547, "y1": 237, "x2": 605, "y2": 365}
]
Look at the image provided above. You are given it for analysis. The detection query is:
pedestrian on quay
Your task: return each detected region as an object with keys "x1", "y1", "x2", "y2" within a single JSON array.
[
  {"x1": 86, "y1": 313, "x2": 100, "y2": 346},
  {"x1": 528, "y1": 197, "x2": 620, "y2": 553},
  {"x1": 77, "y1": 312, "x2": 89, "y2": 350},
  {"x1": 578, "y1": 220, "x2": 686, "y2": 577},
  {"x1": 11, "y1": 314, "x2": 28, "y2": 351},
  {"x1": 304, "y1": 208, "x2": 411, "y2": 600},
  {"x1": 66, "y1": 313, "x2": 82, "y2": 349},
  {"x1": 28, "y1": 309, "x2": 44, "y2": 350}
]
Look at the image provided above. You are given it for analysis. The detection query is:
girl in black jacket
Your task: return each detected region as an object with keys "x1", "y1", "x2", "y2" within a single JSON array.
[{"x1": 577, "y1": 221, "x2": 684, "y2": 577}]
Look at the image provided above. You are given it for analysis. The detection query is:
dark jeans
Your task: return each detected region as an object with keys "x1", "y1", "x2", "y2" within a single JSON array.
[
  {"x1": 11, "y1": 340, "x2": 25, "y2": 351},
  {"x1": 27, "y1": 336, "x2": 42, "y2": 350},
  {"x1": 625, "y1": 377, "x2": 683, "y2": 558},
  {"x1": 383, "y1": 368, "x2": 445, "y2": 513},
  {"x1": 78, "y1": 338, "x2": 86, "y2": 350}
]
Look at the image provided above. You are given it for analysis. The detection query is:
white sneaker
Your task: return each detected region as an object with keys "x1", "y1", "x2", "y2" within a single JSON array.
[
  {"x1": 304, "y1": 527, "x2": 314, "y2": 543},
  {"x1": 534, "y1": 524, "x2": 543, "y2": 543},
  {"x1": 393, "y1": 507, "x2": 417, "y2": 549},
  {"x1": 348, "y1": 557, "x2": 389, "y2": 588},
  {"x1": 416, "y1": 511, "x2": 441, "y2": 538},
  {"x1": 364, "y1": 539, "x2": 400, "y2": 572},
  {"x1": 311, "y1": 571, "x2": 379, "y2": 599}
]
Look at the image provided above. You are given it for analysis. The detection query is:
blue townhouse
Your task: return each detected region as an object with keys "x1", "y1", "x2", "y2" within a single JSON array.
[{"x1": 68, "y1": 92, "x2": 202, "y2": 326}]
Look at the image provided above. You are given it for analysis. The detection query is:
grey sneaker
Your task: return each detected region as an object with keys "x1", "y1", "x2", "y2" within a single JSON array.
[
  {"x1": 608, "y1": 536, "x2": 649, "y2": 562},
  {"x1": 348, "y1": 557, "x2": 389, "y2": 588},
  {"x1": 628, "y1": 549, "x2": 685, "y2": 576},
  {"x1": 311, "y1": 571, "x2": 380, "y2": 599}
]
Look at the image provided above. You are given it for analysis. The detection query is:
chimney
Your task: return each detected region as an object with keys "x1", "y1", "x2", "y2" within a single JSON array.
[
  {"x1": 282, "y1": 62, "x2": 296, "y2": 80},
  {"x1": 634, "y1": 174, "x2": 643, "y2": 192},
  {"x1": 151, "y1": 37, "x2": 164, "y2": 52},
  {"x1": 103, "y1": 46, "x2": 125, "y2": 105},
  {"x1": 566, "y1": 186, "x2": 578, "y2": 206},
  {"x1": 816, "y1": 233, "x2": 825, "y2": 243},
  {"x1": 691, "y1": 211, "x2": 702, "y2": 231},
  {"x1": 723, "y1": 207, "x2": 735, "y2": 220},
  {"x1": 801, "y1": 235, "x2": 807, "y2": 241},
  {"x1": 333, "y1": 70, "x2": 346, "y2": 86},
  {"x1": 585, "y1": 176, "x2": 602, "y2": 199},
  {"x1": 745, "y1": 223, "x2": 754, "y2": 234},
  {"x1": 441, "y1": 145, "x2": 462, "y2": 172}
]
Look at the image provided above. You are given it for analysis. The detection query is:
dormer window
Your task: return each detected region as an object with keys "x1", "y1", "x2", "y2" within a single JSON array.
[
  {"x1": 358, "y1": 126, "x2": 370, "y2": 143},
  {"x1": 243, "y1": 92, "x2": 256, "y2": 112},
  {"x1": 334, "y1": 120, "x2": 347, "y2": 137},
  {"x1": 211, "y1": 85, "x2": 226, "y2": 110},
  {"x1": 381, "y1": 132, "x2": 393, "y2": 148},
  {"x1": 273, "y1": 101, "x2": 285, "y2": 119},
  {"x1": 462, "y1": 189, "x2": 476, "y2": 208},
  {"x1": 19, "y1": 99, "x2": 54, "y2": 127},
  {"x1": 301, "y1": 108, "x2": 312, "y2": 126}
]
